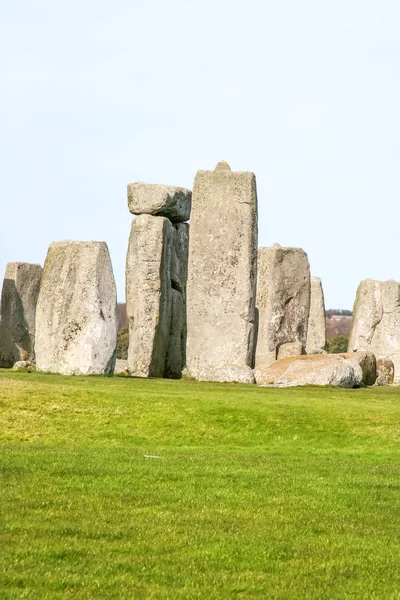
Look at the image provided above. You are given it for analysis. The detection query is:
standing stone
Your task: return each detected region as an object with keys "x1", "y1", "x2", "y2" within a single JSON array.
[
  {"x1": 306, "y1": 276, "x2": 326, "y2": 354},
  {"x1": 349, "y1": 279, "x2": 400, "y2": 382},
  {"x1": 256, "y1": 245, "x2": 310, "y2": 367},
  {"x1": 0, "y1": 263, "x2": 42, "y2": 367},
  {"x1": 35, "y1": 241, "x2": 117, "y2": 375},
  {"x1": 164, "y1": 289, "x2": 184, "y2": 379},
  {"x1": 171, "y1": 223, "x2": 189, "y2": 369},
  {"x1": 186, "y1": 161, "x2": 258, "y2": 383},
  {"x1": 127, "y1": 183, "x2": 191, "y2": 222},
  {"x1": 126, "y1": 214, "x2": 173, "y2": 377}
]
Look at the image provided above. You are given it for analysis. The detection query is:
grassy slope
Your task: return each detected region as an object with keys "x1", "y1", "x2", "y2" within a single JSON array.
[{"x1": 1, "y1": 371, "x2": 400, "y2": 599}]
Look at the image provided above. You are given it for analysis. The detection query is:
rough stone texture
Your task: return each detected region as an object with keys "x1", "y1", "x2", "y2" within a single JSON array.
[
  {"x1": 255, "y1": 245, "x2": 310, "y2": 367},
  {"x1": 127, "y1": 183, "x2": 191, "y2": 222},
  {"x1": 306, "y1": 276, "x2": 326, "y2": 354},
  {"x1": 35, "y1": 241, "x2": 117, "y2": 375},
  {"x1": 254, "y1": 354, "x2": 363, "y2": 388},
  {"x1": 114, "y1": 359, "x2": 129, "y2": 374},
  {"x1": 126, "y1": 214, "x2": 173, "y2": 378},
  {"x1": 195, "y1": 364, "x2": 255, "y2": 384},
  {"x1": 186, "y1": 162, "x2": 258, "y2": 382},
  {"x1": 0, "y1": 262, "x2": 42, "y2": 367},
  {"x1": 164, "y1": 289, "x2": 184, "y2": 379},
  {"x1": 339, "y1": 352, "x2": 377, "y2": 386},
  {"x1": 171, "y1": 223, "x2": 189, "y2": 369},
  {"x1": 375, "y1": 358, "x2": 394, "y2": 386},
  {"x1": 12, "y1": 360, "x2": 33, "y2": 370},
  {"x1": 277, "y1": 341, "x2": 303, "y2": 360},
  {"x1": 348, "y1": 279, "x2": 400, "y2": 382}
]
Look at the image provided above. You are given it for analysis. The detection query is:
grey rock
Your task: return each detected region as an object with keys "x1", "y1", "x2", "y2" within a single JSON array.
[
  {"x1": 195, "y1": 363, "x2": 255, "y2": 384},
  {"x1": 348, "y1": 279, "x2": 400, "y2": 382},
  {"x1": 171, "y1": 223, "x2": 189, "y2": 368},
  {"x1": 164, "y1": 289, "x2": 184, "y2": 379},
  {"x1": 35, "y1": 241, "x2": 117, "y2": 375},
  {"x1": 277, "y1": 341, "x2": 303, "y2": 360},
  {"x1": 0, "y1": 262, "x2": 42, "y2": 367},
  {"x1": 339, "y1": 351, "x2": 377, "y2": 386},
  {"x1": 114, "y1": 359, "x2": 129, "y2": 374},
  {"x1": 186, "y1": 162, "x2": 258, "y2": 382},
  {"x1": 306, "y1": 276, "x2": 326, "y2": 354},
  {"x1": 13, "y1": 360, "x2": 33, "y2": 370},
  {"x1": 126, "y1": 215, "x2": 173, "y2": 378},
  {"x1": 256, "y1": 246, "x2": 310, "y2": 367},
  {"x1": 127, "y1": 183, "x2": 191, "y2": 222},
  {"x1": 375, "y1": 358, "x2": 394, "y2": 386},
  {"x1": 255, "y1": 354, "x2": 363, "y2": 388}
]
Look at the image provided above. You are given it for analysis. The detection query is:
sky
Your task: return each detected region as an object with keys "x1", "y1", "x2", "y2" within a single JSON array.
[{"x1": 1, "y1": 0, "x2": 400, "y2": 309}]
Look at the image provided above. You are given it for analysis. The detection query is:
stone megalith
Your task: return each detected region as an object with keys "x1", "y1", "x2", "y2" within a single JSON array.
[
  {"x1": 348, "y1": 279, "x2": 400, "y2": 382},
  {"x1": 255, "y1": 245, "x2": 310, "y2": 367},
  {"x1": 127, "y1": 182, "x2": 192, "y2": 222},
  {"x1": 0, "y1": 263, "x2": 42, "y2": 367},
  {"x1": 35, "y1": 241, "x2": 117, "y2": 375},
  {"x1": 126, "y1": 214, "x2": 173, "y2": 378},
  {"x1": 186, "y1": 161, "x2": 258, "y2": 383},
  {"x1": 306, "y1": 276, "x2": 326, "y2": 355}
]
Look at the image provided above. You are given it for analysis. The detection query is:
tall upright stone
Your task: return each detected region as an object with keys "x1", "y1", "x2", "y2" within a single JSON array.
[
  {"x1": 256, "y1": 245, "x2": 310, "y2": 367},
  {"x1": 306, "y1": 276, "x2": 326, "y2": 354},
  {"x1": 186, "y1": 161, "x2": 258, "y2": 383},
  {"x1": 0, "y1": 263, "x2": 42, "y2": 367},
  {"x1": 348, "y1": 278, "x2": 400, "y2": 381},
  {"x1": 35, "y1": 241, "x2": 117, "y2": 375},
  {"x1": 126, "y1": 181, "x2": 191, "y2": 379},
  {"x1": 126, "y1": 214, "x2": 173, "y2": 378}
]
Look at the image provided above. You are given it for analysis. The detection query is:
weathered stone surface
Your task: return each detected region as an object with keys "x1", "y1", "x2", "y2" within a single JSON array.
[
  {"x1": 13, "y1": 360, "x2": 33, "y2": 370},
  {"x1": 0, "y1": 262, "x2": 42, "y2": 367},
  {"x1": 339, "y1": 351, "x2": 377, "y2": 386},
  {"x1": 375, "y1": 358, "x2": 394, "y2": 386},
  {"x1": 114, "y1": 359, "x2": 129, "y2": 374},
  {"x1": 348, "y1": 279, "x2": 400, "y2": 382},
  {"x1": 255, "y1": 245, "x2": 310, "y2": 367},
  {"x1": 127, "y1": 183, "x2": 191, "y2": 222},
  {"x1": 126, "y1": 214, "x2": 173, "y2": 378},
  {"x1": 35, "y1": 241, "x2": 117, "y2": 375},
  {"x1": 186, "y1": 162, "x2": 258, "y2": 382},
  {"x1": 277, "y1": 341, "x2": 303, "y2": 360},
  {"x1": 254, "y1": 354, "x2": 363, "y2": 388},
  {"x1": 195, "y1": 364, "x2": 255, "y2": 384},
  {"x1": 306, "y1": 276, "x2": 326, "y2": 355},
  {"x1": 164, "y1": 289, "x2": 183, "y2": 379},
  {"x1": 171, "y1": 223, "x2": 189, "y2": 369}
]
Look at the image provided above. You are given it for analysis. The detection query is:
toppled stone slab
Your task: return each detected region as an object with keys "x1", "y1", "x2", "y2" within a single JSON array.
[
  {"x1": 277, "y1": 341, "x2": 303, "y2": 360},
  {"x1": 339, "y1": 351, "x2": 376, "y2": 386},
  {"x1": 114, "y1": 359, "x2": 130, "y2": 374},
  {"x1": 127, "y1": 183, "x2": 191, "y2": 222},
  {"x1": 35, "y1": 241, "x2": 117, "y2": 375},
  {"x1": 0, "y1": 262, "x2": 42, "y2": 367},
  {"x1": 306, "y1": 276, "x2": 326, "y2": 355},
  {"x1": 348, "y1": 279, "x2": 400, "y2": 382},
  {"x1": 186, "y1": 162, "x2": 258, "y2": 382},
  {"x1": 254, "y1": 354, "x2": 363, "y2": 388},
  {"x1": 375, "y1": 358, "x2": 394, "y2": 386},
  {"x1": 126, "y1": 214, "x2": 173, "y2": 378},
  {"x1": 255, "y1": 245, "x2": 310, "y2": 367},
  {"x1": 13, "y1": 360, "x2": 34, "y2": 371}
]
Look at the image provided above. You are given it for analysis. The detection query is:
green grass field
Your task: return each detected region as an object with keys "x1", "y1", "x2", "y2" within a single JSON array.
[{"x1": 1, "y1": 370, "x2": 400, "y2": 599}]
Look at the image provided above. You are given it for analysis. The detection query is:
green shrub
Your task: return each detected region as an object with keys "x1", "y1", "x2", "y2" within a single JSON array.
[
  {"x1": 326, "y1": 335, "x2": 348, "y2": 353},
  {"x1": 116, "y1": 327, "x2": 129, "y2": 359}
]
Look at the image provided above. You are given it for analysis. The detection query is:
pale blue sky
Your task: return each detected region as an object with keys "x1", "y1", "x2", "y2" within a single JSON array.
[{"x1": 1, "y1": 0, "x2": 399, "y2": 309}]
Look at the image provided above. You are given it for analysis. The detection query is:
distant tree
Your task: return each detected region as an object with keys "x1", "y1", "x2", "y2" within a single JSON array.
[
  {"x1": 325, "y1": 309, "x2": 352, "y2": 318},
  {"x1": 116, "y1": 327, "x2": 129, "y2": 359},
  {"x1": 326, "y1": 335, "x2": 348, "y2": 354}
]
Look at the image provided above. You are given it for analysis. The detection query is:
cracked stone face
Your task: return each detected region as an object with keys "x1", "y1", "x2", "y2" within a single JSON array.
[
  {"x1": 186, "y1": 163, "x2": 258, "y2": 382},
  {"x1": 35, "y1": 241, "x2": 117, "y2": 375},
  {"x1": 348, "y1": 279, "x2": 400, "y2": 382}
]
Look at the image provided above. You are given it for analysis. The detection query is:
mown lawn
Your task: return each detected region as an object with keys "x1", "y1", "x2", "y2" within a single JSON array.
[{"x1": 1, "y1": 370, "x2": 400, "y2": 599}]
